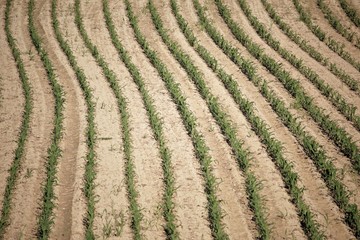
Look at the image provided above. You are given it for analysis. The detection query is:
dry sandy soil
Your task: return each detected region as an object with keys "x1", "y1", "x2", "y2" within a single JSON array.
[{"x1": 0, "y1": 0, "x2": 359, "y2": 239}]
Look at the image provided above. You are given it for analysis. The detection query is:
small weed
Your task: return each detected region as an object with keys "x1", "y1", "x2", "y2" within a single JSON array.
[
  {"x1": 27, "y1": 49, "x2": 35, "y2": 61},
  {"x1": 109, "y1": 144, "x2": 116, "y2": 152},
  {"x1": 208, "y1": 125, "x2": 215, "y2": 132},
  {"x1": 113, "y1": 210, "x2": 125, "y2": 237},
  {"x1": 25, "y1": 168, "x2": 33, "y2": 178},
  {"x1": 100, "y1": 102, "x2": 106, "y2": 109},
  {"x1": 102, "y1": 210, "x2": 112, "y2": 239},
  {"x1": 101, "y1": 207, "x2": 126, "y2": 238}
]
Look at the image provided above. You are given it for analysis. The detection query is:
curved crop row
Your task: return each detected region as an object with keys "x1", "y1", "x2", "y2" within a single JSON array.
[
  {"x1": 236, "y1": 0, "x2": 360, "y2": 133},
  {"x1": 102, "y1": 0, "x2": 179, "y2": 238},
  {"x1": 28, "y1": 0, "x2": 65, "y2": 238},
  {"x1": 317, "y1": 0, "x2": 360, "y2": 49},
  {"x1": 0, "y1": 0, "x2": 33, "y2": 237},
  {"x1": 338, "y1": 0, "x2": 360, "y2": 27},
  {"x1": 124, "y1": 0, "x2": 245, "y2": 238},
  {"x1": 150, "y1": 0, "x2": 275, "y2": 237},
  {"x1": 212, "y1": 0, "x2": 360, "y2": 175},
  {"x1": 292, "y1": 0, "x2": 360, "y2": 72},
  {"x1": 51, "y1": 0, "x2": 97, "y2": 238},
  {"x1": 74, "y1": 1, "x2": 141, "y2": 238},
  {"x1": 171, "y1": 0, "x2": 331, "y2": 238},
  {"x1": 193, "y1": 0, "x2": 360, "y2": 237},
  {"x1": 260, "y1": 0, "x2": 359, "y2": 94}
]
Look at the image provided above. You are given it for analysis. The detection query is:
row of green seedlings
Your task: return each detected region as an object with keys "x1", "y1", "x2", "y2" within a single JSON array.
[
  {"x1": 171, "y1": 0, "x2": 326, "y2": 238},
  {"x1": 125, "y1": 0, "x2": 259, "y2": 239},
  {"x1": 236, "y1": 0, "x2": 360, "y2": 137},
  {"x1": 149, "y1": 0, "x2": 276, "y2": 237},
  {"x1": 51, "y1": 0, "x2": 97, "y2": 239},
  {"x1": 212, "y1": 0, "x2": 360, "y2": 176},
  {"x1": 338, "y1": 0, "x2": 360, "y2": 27},
  {"x1": 73, "y1": 0, "x2": 141, "y2": 238},
  {"x1": 238, "y1": 0, "x2": 360, "y2": 130},
  {"x1": 260, "y1": 0, "x2": 359, "y2": 95},
  {"x1": 102, "y1": 0, "x2": 179, "y2": 238},
  {"x1": 0, "y1": 0, "x2": 33, "y2": 237},
  {"x1": 292, "y1": 0, "x2": 360, "y2": 72},
  {"x1": 317, "y1": 0, "x2": 360, "y2": 49},
  {"x1": 28, "y1": 0, "x2": 65, "y2": 238},
  {"x1": 192, "y1": 0, "x2": 360, "y2": 237}
]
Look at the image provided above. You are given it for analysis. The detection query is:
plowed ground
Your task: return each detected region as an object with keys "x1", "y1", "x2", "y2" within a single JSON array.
[{"x1": 1, "y1": 0, "x2": 359, "y2": 239}]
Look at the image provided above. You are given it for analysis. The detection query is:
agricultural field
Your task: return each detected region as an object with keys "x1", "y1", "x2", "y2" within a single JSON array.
[{"x1": 0, "y1": 0, "x2": 360, "y2": 239}]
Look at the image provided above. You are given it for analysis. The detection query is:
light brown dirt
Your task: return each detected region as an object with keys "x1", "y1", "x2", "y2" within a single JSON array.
[
  {"x1": 349, "y1": 0, "x2": 360, "y2": 13},
  {"x1": 1, "y1": 0, "x2": 359, "y2": 239}
]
